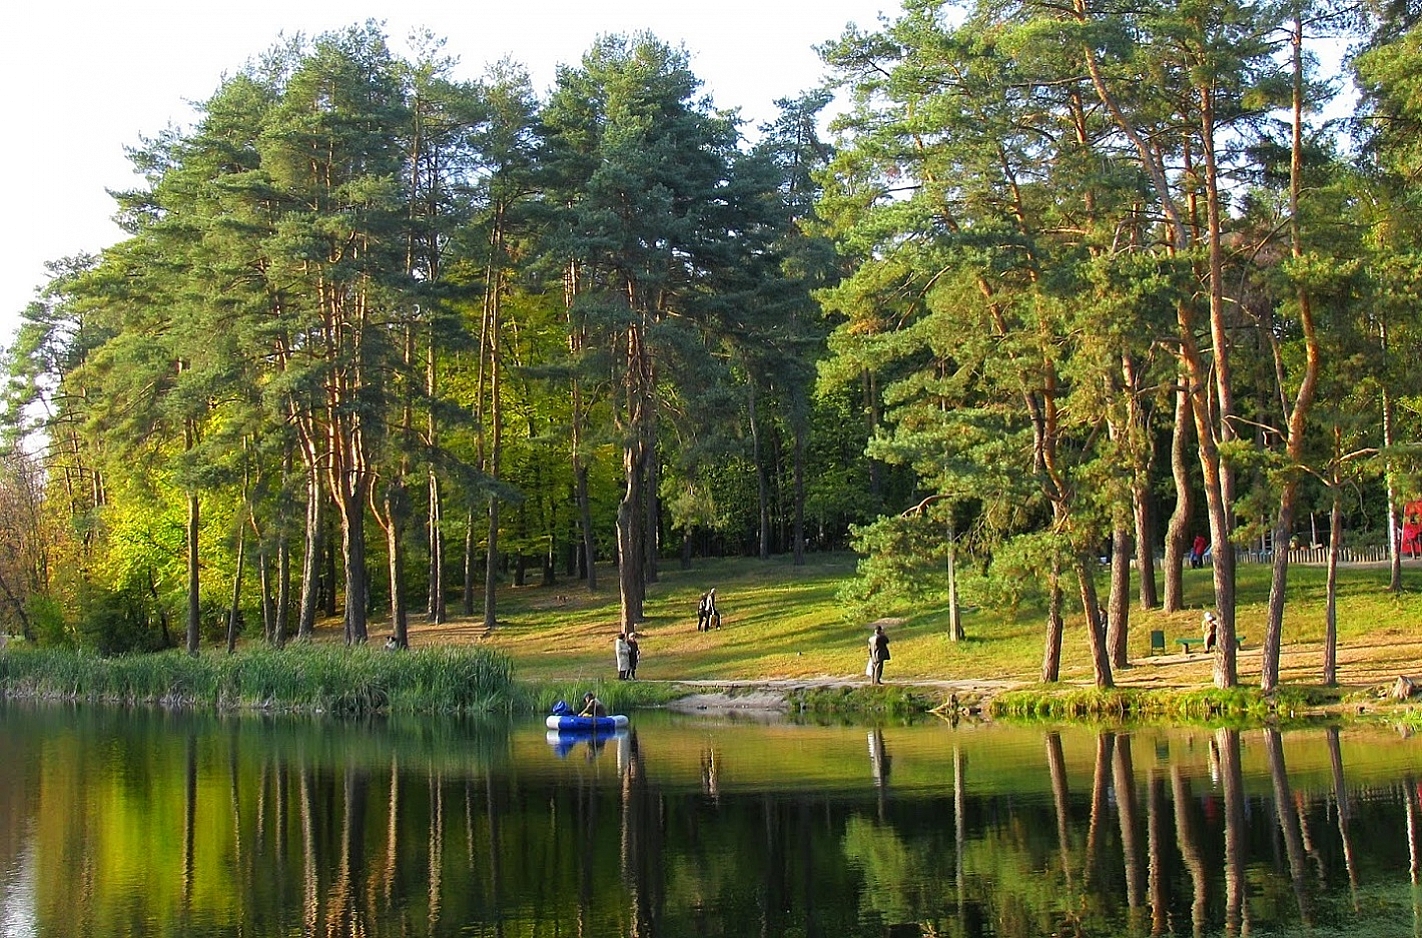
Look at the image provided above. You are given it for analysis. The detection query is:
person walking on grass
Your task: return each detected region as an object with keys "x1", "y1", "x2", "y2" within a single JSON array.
[
  {"x1": 867, "y1": 624, "x2": 891, "y2": 685},
  {"x1": 626, "y1": 631, "x2": 640, "y2": 680}
]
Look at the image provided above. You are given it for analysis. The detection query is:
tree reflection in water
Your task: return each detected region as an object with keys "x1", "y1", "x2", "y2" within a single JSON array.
[{"x1": 1, "y1": 707, "x2": 1421, "y2": 937}]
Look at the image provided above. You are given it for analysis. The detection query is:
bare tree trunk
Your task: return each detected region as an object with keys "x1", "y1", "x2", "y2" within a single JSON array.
[
  {"x1": 462, "y1": 505, "x2": 476, "y2": 616},
  {"x1": 226, "y1": 529, "x2": 246, "y2": 654},
  {"x1": 1077, "y1": 554, "x2": 1115, "y2": 688},
  {"x1": 298, "y1": 471, "x2": 323, "y2": 640},
  {"x1": 1108, "y1": 524, "x2": 1131, "y2": 668},
  {"x1": 574, "y1": 461, "x2": 597, "y2": 592},
  {"x1": 1164, "y1": 376, "x2": 1194, "y2": 612},
  {"x1": 750, "y1": 380, "x2": 770, "y2": 560},
  {"x1": 793, "y1": 421, "x2": 806, "y2": 566},
  {"x1": 1041, "y1": 561, "x2": 1064, "y2": 682},
  {"x1": 276, "y1": 536, "x2": 290, "y2": 648},
  {"x1": 427, "y1": 341, "x2": 446, "y2": 623},
  {"x1": 337, "y1": 493, "x2": 369, "y2": 645},
  {"x1": 1324, "y1": 450, "x2": 1342, "y2": 685},
  {"x1": 643, "y1": 425, "x2": 659, "y2": 585},
  {"x1": 617, "y1": 441, "x2": 647, "y2": 630},
  {"x1": 385, "y1": 485, "x2": 409, "y2": 648},
  {"x1": 1384, "y1": 382, "x2": 1402, "y2": 593},
  {"x1": 186, "y1": 489, "x2": 200, "y2": 656},
  {"x1": 256, "y1": 546, "x2": 274, "y2": 644}
]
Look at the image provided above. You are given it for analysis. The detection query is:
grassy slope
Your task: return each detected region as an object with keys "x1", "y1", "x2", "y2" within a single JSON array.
[{"x1": 404, "y1": 552, "x2": 1422, "y2": 697}]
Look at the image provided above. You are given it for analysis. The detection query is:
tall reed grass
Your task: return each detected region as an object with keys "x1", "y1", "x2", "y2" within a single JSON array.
[
  {"x1": 989, "y1": 685, "x2": 1302, "y2": 723},
  {"x1": 0, "y1": 644, "x2": 518, "y2": 714}
]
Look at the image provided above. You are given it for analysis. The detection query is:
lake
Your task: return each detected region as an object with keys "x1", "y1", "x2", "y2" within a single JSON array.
[{"x1": 0, "y1": 702, "x2": 1418, "y2": 936}]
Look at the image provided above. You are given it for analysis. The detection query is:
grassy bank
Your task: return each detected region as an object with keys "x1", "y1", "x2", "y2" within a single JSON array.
[
  {"x1": 7, "y1": 552, "x2": 1422, "y2": 720},
  {"x1": 462, "y1": 553, "x2": 1422, "y2": 692},
  {"x1": 0, "y1": 644, "x2": 520, "y2": 714}
]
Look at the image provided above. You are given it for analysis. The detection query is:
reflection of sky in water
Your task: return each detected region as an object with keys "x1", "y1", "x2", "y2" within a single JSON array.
[{"x1": 0, "y1": 840, "x2": 37, "y2": 938}]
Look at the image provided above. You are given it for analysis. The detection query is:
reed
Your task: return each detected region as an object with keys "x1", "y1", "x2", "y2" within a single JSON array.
[
  {"x1": 0, "y1": 644, "x2": 519, "y2": 714},
  {"x1": 989, "y1": 684, "x2": 1305, "y2": 722}
]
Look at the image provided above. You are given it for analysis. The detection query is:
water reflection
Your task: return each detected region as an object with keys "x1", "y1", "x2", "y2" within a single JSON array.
[{"x1": 1, "y1": 703, "x2": 1421, "y2": 936}]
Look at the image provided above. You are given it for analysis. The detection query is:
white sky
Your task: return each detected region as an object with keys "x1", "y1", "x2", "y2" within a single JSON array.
[{"x1": 1, "y1": 0, "x2": 893, "y2": 345}]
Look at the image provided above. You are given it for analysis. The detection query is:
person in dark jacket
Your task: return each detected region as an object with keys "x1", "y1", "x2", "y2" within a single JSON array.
[{"x1": 867, "y1": 624, "x2": 891, "y2": 684}]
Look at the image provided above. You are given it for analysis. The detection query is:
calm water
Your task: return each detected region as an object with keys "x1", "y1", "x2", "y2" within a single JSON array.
[{"x1": 0, "y1": 703, "x2": 1419, "y2": 937}]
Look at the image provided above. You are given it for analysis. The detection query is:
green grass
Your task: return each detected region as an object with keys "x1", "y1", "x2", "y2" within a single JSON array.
[{"x1": 473, "y1": 553, "x2": 1422, "y2": 693}]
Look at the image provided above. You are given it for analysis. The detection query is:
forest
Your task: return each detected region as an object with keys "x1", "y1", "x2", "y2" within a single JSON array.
[{"x1": 2, "y1": 1, "x2": 1422, "y2": 696}]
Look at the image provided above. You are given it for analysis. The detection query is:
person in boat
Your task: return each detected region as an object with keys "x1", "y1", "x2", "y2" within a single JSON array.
[{"x1": 579, "y1": 692, "x2": 607, "y2": 718}]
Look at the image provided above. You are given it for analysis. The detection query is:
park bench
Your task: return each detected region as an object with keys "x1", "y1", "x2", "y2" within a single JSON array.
[
  {"x1": 1176, "y1": 635, "x2": 1246, "y2": 655},
  {"x1": 1177, "y1": 637, "x2": 1208, "y2": 655}
]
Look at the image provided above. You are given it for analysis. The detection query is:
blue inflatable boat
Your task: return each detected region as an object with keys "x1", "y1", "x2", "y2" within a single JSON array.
[{"x1": 545, "y1": 713, "x2": 629, "y2": 733}]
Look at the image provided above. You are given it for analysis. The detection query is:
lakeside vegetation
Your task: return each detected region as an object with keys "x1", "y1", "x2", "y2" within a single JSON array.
[{"x1": 5, "y1": 553, "x2": 1420, "y2": 722}]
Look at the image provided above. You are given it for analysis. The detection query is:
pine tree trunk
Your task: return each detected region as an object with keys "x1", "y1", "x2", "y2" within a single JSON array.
[
  {"x1": 793, "y1": 421, "x2": 806, "y2": 566},
  {"x1": 483, "y1": 499, "x2": 500, "y2": 630},
  {"x1": 643, "y1": 429, "x2": 659, "y2": 585},
  {"x1": 428, "y1": 336, "x2": 446, "y2": 623},
  {"x1": 338, "y1": 492, "x2": 369, "y2": 645},
  {"x1": 257, "y1": 547, "x2": 274, "y2": 644},
  {"x1": 428, "y1": 471, "x2": 445, "y2": 623},
  {"x1": 298, "y1": 471, "x2": 323, "y2": 640},
  {"x1": 462, "y1": 504, "x2": 476, "y2": 616},
  {"x1": 1077, "y1": 554, "x2": 1115, "y2": 689},
  {"x1": 575, "y1": 461, "x2": 596, "y2": 592},
  {"x1": 750, "y1": 381, "x2": 770, "y2": 560},
  {"x1": 226, "y1": 530, "x2": 246, "y2": 654},
  {"x1": 1323, "y1": 446, "x2": 1342, "y2": 686},
  {"x1": 1041, "y1": 561, "x2": 1064, "y2": 683},
  {"x1": 276, "y1": 536, "x2": 290, "y2": 648},
  {"x1": 187, "y1": 489, "x2": 201, "y2": 656},
  {"x1": 618, "y1": 436, "x2": 647, "y2": 631},
  {"x1": 386, "y1": 485, "x2": 409, "y2": 649},
  {"x1": 1108, "y1": 524, "x2": 1131, "y2": 668},
  {"x1": 1163, "y1": 380, "x2": 1193, "y2": 612}
]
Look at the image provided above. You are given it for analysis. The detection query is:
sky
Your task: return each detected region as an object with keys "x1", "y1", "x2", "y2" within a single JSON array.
[{"x1": 1, "y1": 0, "x2": 893, "y2": 346}]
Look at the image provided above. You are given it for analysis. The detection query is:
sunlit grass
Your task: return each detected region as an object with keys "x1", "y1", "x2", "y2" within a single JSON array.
[{"x1": 466, "y1": 552, "x2": 1422, "y2": 694}]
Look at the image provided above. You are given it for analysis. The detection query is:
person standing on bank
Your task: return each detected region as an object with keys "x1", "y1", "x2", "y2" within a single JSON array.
[
  {"x1": 867, "y1": 624, "x2": 891, "y2": 685},
  {"x1": 614, "y1": 632, "x2": 631, "y2": 680},
  {"x1": 626, "y1": 631, "x2": 640, "y2": 680}
]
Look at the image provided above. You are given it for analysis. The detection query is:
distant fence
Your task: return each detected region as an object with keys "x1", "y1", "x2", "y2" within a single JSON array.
[{"x1": 1232, "y1": 546, "x2": 1391, "y2": 565}]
